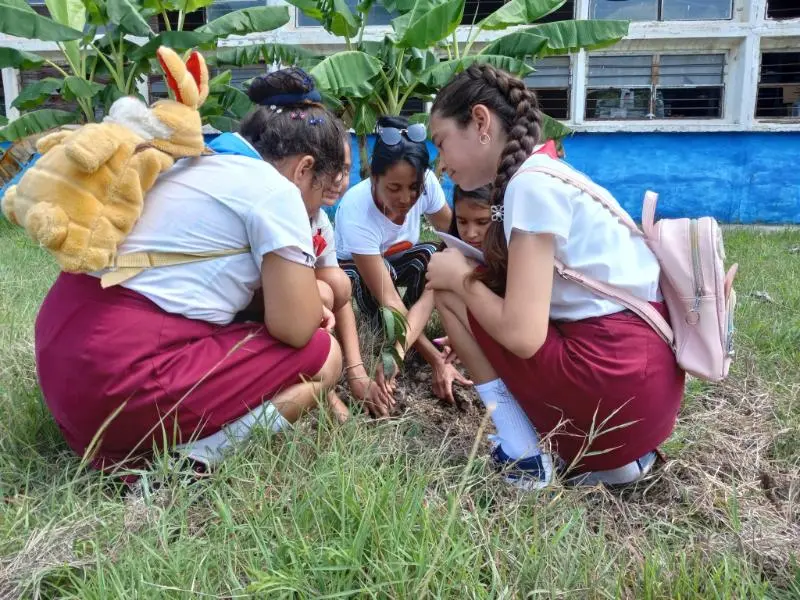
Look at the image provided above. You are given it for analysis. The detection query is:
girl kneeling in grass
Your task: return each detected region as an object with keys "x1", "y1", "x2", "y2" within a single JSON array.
[
  {"x1": 425, "y1": 64, "x2": 684, "y2": 488},
  {"x1": 35, "y1": 68, "x2": 349, "y2": 475}
]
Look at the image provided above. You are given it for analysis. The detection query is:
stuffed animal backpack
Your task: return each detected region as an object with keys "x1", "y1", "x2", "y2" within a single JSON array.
[
  {"x1": 1, "y1": 46, "x2": 211, "y2": 274},
  {"x1": 511, "y1": 164, "x2": 739, "y2": 383}
]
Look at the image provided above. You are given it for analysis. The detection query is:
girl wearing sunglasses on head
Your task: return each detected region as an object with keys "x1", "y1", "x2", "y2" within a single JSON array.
[{"x1": 334, "y1": 115, "x2": 471, "y2": 405}]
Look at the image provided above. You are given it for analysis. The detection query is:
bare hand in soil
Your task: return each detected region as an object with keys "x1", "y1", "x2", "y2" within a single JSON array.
[
  {"x1": 350, "y1": 375, "x2": 395, "y2": 418},
  {"x1": 432, "y1": 361, "x2": 473, "y2": 405}
]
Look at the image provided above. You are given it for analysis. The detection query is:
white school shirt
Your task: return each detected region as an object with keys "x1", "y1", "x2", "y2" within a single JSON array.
[
  {"x1": 311, "y1": 209, "x2": 338, "y2": 268},
  {"x1": 93, "y1": 138, "x2": 316, "y2": 325},
  {"x1": 334, "y1": 169, "x2": 446, "y2": 259},
  {"x1": 503, "y1": 153, "x2": 661, "y2": 321}
]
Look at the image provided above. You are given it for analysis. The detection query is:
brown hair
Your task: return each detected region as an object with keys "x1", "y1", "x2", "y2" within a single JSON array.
[{"x1": 432, "y1": 63, "x2": 543, "y2": 295}]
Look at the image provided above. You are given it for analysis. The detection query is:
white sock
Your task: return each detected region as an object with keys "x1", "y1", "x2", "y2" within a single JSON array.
[{"x1": 474, "y1": 378, "x2": 545, "y2": 461}]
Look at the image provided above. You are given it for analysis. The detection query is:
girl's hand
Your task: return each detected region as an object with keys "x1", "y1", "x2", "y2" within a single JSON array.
[
  {"x1": 426, "y1": 249, "x2": 473, "y2": 292},
  {"x1": 349, "y1": 375, "x2": 395, "y2": 418},
  {"x1": 375, "y1": 361, "x2": 398, "y2": 397},
  {"x1": 431, "y1": 360, "x2": 473, "y2": 405},
  {"x1": 434, "y1": 336, "x2": 459, "y2": 365}
]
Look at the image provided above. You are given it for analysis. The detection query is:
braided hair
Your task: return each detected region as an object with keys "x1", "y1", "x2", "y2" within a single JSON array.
[{"x1": 431, "y1": 63, "x2": 543, "y2": 295}]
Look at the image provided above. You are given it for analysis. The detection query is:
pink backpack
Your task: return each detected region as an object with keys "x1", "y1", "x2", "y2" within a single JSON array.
[{"x1": 513, "y1": 165, "x2": 739, "y2": 383}]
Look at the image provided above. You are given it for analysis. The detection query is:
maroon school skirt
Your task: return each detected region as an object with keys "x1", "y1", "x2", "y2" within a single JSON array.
[
  {"x1": 35, "y1": 273, "x2": 331, "y2": 471},
  {"x1": 468, "y1": 303, "x2": 684, "y2": 473}
]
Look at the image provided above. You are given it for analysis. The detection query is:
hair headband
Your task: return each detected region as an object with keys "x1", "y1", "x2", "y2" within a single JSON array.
[{"x1": 259, "y1": 89, "x2": 322, "y2": 106}]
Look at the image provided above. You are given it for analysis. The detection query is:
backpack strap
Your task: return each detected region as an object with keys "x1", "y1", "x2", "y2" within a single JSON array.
[
  {"x1": 512, "y1": 165, "x2": 643, "y2": 236},
  {"x1": 554, "y1": 258, "x2": 674, "y2": 347},
  {"x1": 509, "y1": 164, "x2": 675, "y2": 347},
  {"x1": 100, "y1": 247, "x2": 250, "y2": 288}
]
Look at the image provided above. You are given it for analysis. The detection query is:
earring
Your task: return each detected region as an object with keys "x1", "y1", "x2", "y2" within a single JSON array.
[{"x1": 479, "y1": 133, "x2": 491, "y2": 145}]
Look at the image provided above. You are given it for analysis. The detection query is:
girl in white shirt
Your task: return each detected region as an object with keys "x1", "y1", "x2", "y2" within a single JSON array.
[
  {"x1": 334, "y1": 115, "x2": 471, "y2": 404},
  {"x1": 425, "y1": 64, "x2": 685, "y2": 488},
  {"x1": 34, "y1": 68, "x2": 350, "y2": 476}
]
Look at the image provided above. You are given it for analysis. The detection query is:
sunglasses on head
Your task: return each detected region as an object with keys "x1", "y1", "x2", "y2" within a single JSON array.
[{"x1": 376, "y1": 123, "x2": 427, "y2": 146}]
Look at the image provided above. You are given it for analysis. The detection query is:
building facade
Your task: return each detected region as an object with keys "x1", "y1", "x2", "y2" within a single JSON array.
[{"x1": 2, "y1": 0, "x2": 799, "y2": 223}]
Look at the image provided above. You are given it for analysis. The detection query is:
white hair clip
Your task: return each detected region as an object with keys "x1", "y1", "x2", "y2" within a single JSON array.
[
  {"x1": 490, "y1": 205, "x2": 504, "y2": 222},
  {"x1": 269, "y1": 105, "x2": 283, "y2": 114}
]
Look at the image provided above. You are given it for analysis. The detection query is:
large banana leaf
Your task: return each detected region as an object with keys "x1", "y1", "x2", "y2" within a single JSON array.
[
  {"x1": 419, "y1": 55, "x2": 533, "y2": 88},
  {"x1": 479, "y1": 0, "x2": 565, "y2": 31},
  {"x1": 530, "y1": 19, "x2": 629, "y2": 56},
  {"x1": 540, "y1": 112, "x2": 570, "y2": 141},
  {"x1": 0, "y1": 115, "x2": 7, "y2": 127},
  {"x1": 129, "y1": 31, "x2": 218, "y2": 61},
  {"x1": 0, "y1": 48, "x2": 46, "y2": 69},
  {"x1": 350, "y1": 101, "x2": 378, "y2": 136},
  {"x1": 45, "y1": 0, "x2": 85, "y2": 70},
  {"x1": 207, "y1": 115, "x2": 239, "y2": 132},
  {"x1": 0, "y1": 0, "x2": 83, "y2": 40},
  {"x1": 11, "y1": 78, "x2": 64, "y2": 111},
  {"x1": 479, "y1": 30, "x2": 548, "y2": 59},
  {"x1": 211, "y1": 43, "x2": 319, "y2": 68},
  {"x1": 0, "y1": 109, "x2": 80, "y2": 142},
  {"x1": 106, "y1": 0, "x2": 153, "y2": 37},
  {"x1": 81, "y1": 0, "x2": 107, "y2": 26},
  {"x1": 216, "y1": 85, "x2": 253, "y2": 119},
  {"x1": 208, "y1": 69, "x2": 232, "y2": 92},
  {"x1": 284, "y1": 0, "x2": 324, "y2": 23},
  {"x1": 198, "y1": 6, "x2": 290, "y2": 38},
  {"x1": 310, "y1": 51, "x2": 383, "y2": 99},
  {"x1": 331, "y1": 0, "x2": 360, "y2": 38},
  {"x1": 393, "y1": 0, "x2": 465, "y2": 49},
  {"x1": 62, "y1": 76, "x2": 104, "y2": 101}
]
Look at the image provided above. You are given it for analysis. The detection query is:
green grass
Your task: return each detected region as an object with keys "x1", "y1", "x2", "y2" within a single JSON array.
[{"x1": 1, "y1": 218, "x2": 799, "y2": 598}]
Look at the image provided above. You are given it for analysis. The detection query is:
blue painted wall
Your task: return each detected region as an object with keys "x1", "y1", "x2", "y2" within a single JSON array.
[{"x1": 341, "y1": 131, "x2": 800, "y2": 225}]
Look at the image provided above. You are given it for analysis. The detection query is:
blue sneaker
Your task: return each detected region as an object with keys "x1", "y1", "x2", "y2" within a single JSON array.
[{"x1": 491, "y1": 445, "x2": 553, "y2": 491}]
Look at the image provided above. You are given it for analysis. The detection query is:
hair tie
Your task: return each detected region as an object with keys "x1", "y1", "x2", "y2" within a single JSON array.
[
  {"x1": 260, "y1": 89, "x2": 322, "y2": 107},
  {"x1": 490, "y1": 205, "x2": 504, "y2": 222}
]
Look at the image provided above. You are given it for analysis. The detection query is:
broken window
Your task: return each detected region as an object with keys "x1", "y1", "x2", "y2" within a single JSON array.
[
  {"x1": 766, "y1": 0, "x2": 800, "y2": 21},
  {"x1": 524, "y1": 56, "x2": 571, "y2": 120},
  {"x1": 756, "y1": 52, "x2": 800, "y2": 119},
  {"x1": 589, "y1": 0, "x2": 733, "y2": 21},
  {"x1": 585, "y1": 53, "x2": 725, "y2": 120}
]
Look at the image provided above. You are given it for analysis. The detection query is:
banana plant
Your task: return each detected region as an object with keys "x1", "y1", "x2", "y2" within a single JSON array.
[
  {"x1": 0, "y1": 0, "x2": 292, "y2": 140},
  {"x1": 298, "y1": 0, "x2": 629, "y2": 176}
]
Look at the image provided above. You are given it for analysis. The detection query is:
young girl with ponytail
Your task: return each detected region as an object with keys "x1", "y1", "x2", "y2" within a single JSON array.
[{"x1": 425, "y1": 64, "x2": 684, "y2": 488}]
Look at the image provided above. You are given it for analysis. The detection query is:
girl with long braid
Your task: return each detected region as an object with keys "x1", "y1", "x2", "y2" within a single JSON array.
[{"x1": 425, "y1": 65, "x2": 684, "y2": 488}]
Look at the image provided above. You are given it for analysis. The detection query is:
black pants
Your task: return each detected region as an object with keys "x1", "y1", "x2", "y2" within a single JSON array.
[{"x1": 339, "y1": 242, "x2": 438, "y2": 328}]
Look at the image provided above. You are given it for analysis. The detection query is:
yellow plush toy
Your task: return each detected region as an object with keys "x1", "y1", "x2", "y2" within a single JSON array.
[{"x1": 1, "y1": 46, "x2": 210, "y2": 273}]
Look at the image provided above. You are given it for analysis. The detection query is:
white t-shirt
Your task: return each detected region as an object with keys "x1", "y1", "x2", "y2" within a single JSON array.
[
  {"x1": 503, "y1": 153, "x2": 660, "y2": 321},
  {"x1": 311, "y1": 209, "x2": 338, "y2": 269},
  {"x1": 334, "y1": 169, "x2": 446, "y2": 259},
  {"x1": 94, "y1": 139, "x2": 316, "y2": 325}
]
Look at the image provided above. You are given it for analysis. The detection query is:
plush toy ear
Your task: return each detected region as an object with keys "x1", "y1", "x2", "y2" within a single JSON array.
[
  {"x1": 156, "y1": 46, "x2": 185, "y2": 105},
  {"x1": 185, "y1": 50, "x2": 209, "y2": 106}
]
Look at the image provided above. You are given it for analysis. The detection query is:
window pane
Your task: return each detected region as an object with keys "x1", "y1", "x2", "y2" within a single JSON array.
[
  {"x1": 659, "y1": 87, "x2": 723, "y2": 117},
  {"x1": 767, "y1": 0, "x2": 800, "y2": 20},
  {"x1": 298, "y1": 0, "x2": 397, "y2": 26},
  {"x1": 662, "y1": 0, "x2": 732, "y2": 20},
  {"x1": 525, "y1": 56, "x2": 570, "y2": 88},
  {"x1": 20, "y1": 65, "x2": 79, "y2": 113},
  {"x1": 586, "y1": 88, "x2": 655, "y2": 119},
  {"x1": 757, "y1": 52, "x2": 800, "y2": 119},
  {"x1": 208, "y1": 0, "x2": 263, "y2": 21},
  {"x1": 588, "y1": 55, "x2": 653, "y2": 87},
  {"x1": 534, "y1": 89, "x2": 570, "y2": 119},
  {"x1": 589, "y1": 0, "x2": 657, "y2": 21},
  {"x1": 400, "y1": 97, "x2": 425, "y2": 118},
  {"x1": 659, "y1": 54, "x2": 724, "y2": 86}
]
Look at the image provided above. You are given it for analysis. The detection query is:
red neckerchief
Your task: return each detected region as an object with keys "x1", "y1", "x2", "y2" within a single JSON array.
[{"x1": 312, "y1": 228, "x2": 327, "y2": 257}]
